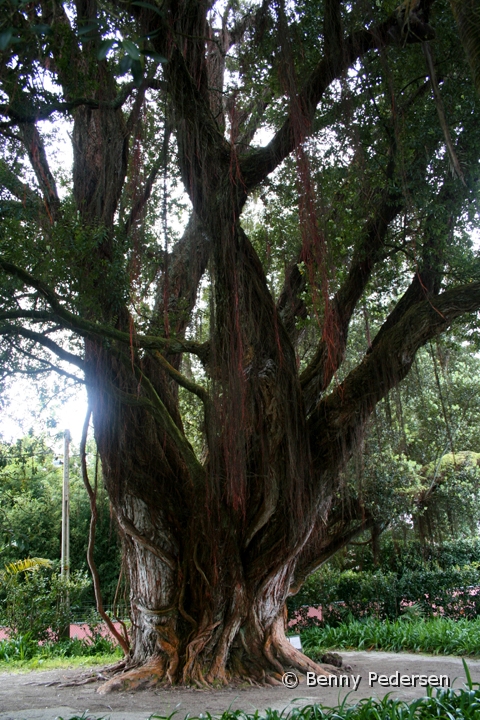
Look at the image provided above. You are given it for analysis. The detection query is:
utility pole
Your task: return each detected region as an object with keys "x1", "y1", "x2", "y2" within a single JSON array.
[
  {"x1": 60, "y1": 429, "x2": 71, "y2": 639},
  {"x1": 61, "y1": 429, "x2": 71, "y2": 578}
]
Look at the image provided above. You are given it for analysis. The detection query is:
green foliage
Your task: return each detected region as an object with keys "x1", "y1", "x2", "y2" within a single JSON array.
[
  {"x1": 0, "y1": 560, "x2": 90, "y2": 642},
  {"x1": 0, "y1": 626, "x2": 121, "y2": 663},
  {"x1": 0, "y1": 433, "x2": 122, "y2": 608},
  {"x1": 302, "y1": 616, "x2": 480, "y2": 657},
  {"x1": 336, "y1": 342, "x2": 480, "y2": 542},
  {"x1": 289, "y1": 562, "x2": 480, "y2": 624},
  {"x1": 451, "y1": 0, "x2": 480, "y2": 95},
  {"x1": 334, "y1": 536, "x2": 480, "y2": 575}
]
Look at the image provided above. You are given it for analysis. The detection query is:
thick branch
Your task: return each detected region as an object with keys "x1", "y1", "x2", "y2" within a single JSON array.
[
  {"x1": 0, "y1": 324, "x2": 85, "y2": 370},
  {"x1": 19, "y1": 123, "x2": 60, "y2": 220},
  {"x1": 0, "y1": 259, "x2": 207, "y2": 359},
  {"x1": 323, "y1": 0, "x2": 344, "y2": 63},
  {"x1": 102, "y1": 360, "x2": 205, "y2": 487},
  {"x1": 151, "y1": 214, "x2": 211, "y2": 338},
  {"x1": 125, "y1": 123, "x2": 171, "y2": 236},
  {"x1": 299, "y1": 194, "x2": 401, "y2": 407},
  {"x1": 0, "y1": 310, "x2": 53, "y2": 322},
  {"x1": 240, "y1": 12, "x2": 433, "y2": 190},
  {"x1": 152, "y1": 350, "x2": 208, "y2": 404},
  {"x1": 292, "y1": 513, "x2": 376, "y2": 591},
  {"x1": 309, "y1": 279, "x2": 480, "y2": 491}
]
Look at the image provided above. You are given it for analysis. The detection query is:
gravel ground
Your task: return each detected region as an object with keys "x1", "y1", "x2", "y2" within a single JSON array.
[{"x1": 1, "y1": 651, "x2": 479, "y2": 720}]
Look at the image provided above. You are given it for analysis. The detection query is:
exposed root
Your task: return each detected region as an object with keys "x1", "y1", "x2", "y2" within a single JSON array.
[
  {"x1": 205, "y1": 605, "x2": 244, "y2": 685},
  {"x1": 264, "y1": 674, "x2": 282, "y2": 686},
  {"x1": 94, "y1": 614, "x2": 342, "y2": 692},
  {"x1": 100, "y1": 659, "x2": 129, "y2": 675},
  {"x1": 57, "y1": 674, "x2": 108, "y2": 687},
  {"x1": 97, "y1": 657, "x2": 166, "y2": 694},
  {"x1": 272, "y1": 615, "x2": 340, "y2": 676},
  {"x1": 182, "y1": 619, "x2": 220, "y2": 684}
]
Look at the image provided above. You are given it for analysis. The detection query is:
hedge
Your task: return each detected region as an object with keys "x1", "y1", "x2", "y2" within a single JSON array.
[{"x1": 287, "y1": 563, "x2": 480, "y2": 626}]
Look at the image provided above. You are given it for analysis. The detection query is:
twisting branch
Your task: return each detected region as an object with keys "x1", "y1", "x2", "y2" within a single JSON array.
[
  {"x1": 308, "y1": 279, "x2": 480, "y2": 501},
  {"x1": 0, "y1": 259, "x2": 208, "y2": 359},
  {"x1": 80, "y1": 409, "x2": 131, "y2": 656},
  {"x1": 19, "y1": 123, "x2": 60, "y2": 220},
  {"x1": 0, "y1": 324, "x2": 85, "y2": 370},
  {"x1": 115, "y1": 511, "x2": 177, "y2": 571},
  {"x1": 240, "y1": 9, "x2": 434, "y2": 190}
]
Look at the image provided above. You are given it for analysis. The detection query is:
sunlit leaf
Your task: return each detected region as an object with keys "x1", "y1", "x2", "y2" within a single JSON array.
[
  {"x1": 122, "y1": 39, "x2": 141, "y2": 60},
  {"x1": 97, "y1": 38, "x2": 116, "y2": 60},
  {"x1": 142, "y1": 49, "x2": 167, "y2": 63}
]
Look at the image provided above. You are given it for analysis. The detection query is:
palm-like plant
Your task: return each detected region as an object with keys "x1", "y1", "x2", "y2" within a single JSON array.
[{"x1": 1, "y1": 557, "x2": 51, "y2": 580}]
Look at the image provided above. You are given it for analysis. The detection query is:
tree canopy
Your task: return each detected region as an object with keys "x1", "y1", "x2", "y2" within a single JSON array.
[{"x1": 1, "y1": 0, "x2": 480, "y2": 688}]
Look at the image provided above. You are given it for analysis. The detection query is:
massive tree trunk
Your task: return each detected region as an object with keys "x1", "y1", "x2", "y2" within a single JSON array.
[{"x1": 2, "y1": 0, "x2": 480, "y2": 690}]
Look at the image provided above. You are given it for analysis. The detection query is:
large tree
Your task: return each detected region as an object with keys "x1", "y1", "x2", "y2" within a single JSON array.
[{"x1": 1, "y1": 0, "x2": 480, "y2": 688}]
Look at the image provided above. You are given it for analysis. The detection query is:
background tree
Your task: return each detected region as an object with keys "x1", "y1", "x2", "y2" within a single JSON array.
[
  {"x1": 1, "y1": 0, "x2": 480, "y2": 688},
  {"x1": 0, "y1": 433, "x2": 122, "y2": 608},
  {"x1": 335, "y1": 337, "x2": 480, "y2": 554}
]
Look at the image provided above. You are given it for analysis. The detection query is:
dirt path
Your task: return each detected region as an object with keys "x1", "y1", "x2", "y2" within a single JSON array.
[{"x1": 1, "y1": 652, "x2": 479, "y2": 720}]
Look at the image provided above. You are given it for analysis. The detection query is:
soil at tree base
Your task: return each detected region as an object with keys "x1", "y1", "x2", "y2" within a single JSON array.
[{"x1": 1, "y1": 651, "x2": 479, "y2": 720}]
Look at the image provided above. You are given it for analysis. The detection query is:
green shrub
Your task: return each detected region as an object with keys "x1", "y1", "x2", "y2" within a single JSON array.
[
  {"x1": 333, "y1": 537, "x2": 480, "y2": 575},
  {"x1": 288, "y1": 563, "x2": 480, "y2": 625},
  {"x1": 0, "y1": 633, "x2": 39, "y2": 661},
  {"x1": 302, "y1": 616, "x2": 480, "y2": 656},
  {"x1": 0, "y1": 631, "x2": 121, "y2": 662},
  {"x1": 0, "y1": 559, "x2": 90, "y2": 642}
]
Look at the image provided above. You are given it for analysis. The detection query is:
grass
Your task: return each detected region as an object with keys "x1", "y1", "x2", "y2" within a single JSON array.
[
  {"x1": 301, "y1": 616, "x2": 480, "y2": 657},
  {"x1": 0, "y1": 651, "x2": 122, "y2": 672},
  {"x1": 0, "y1": 631, "x2": 122, "y2": 671}
]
